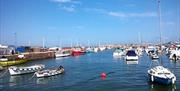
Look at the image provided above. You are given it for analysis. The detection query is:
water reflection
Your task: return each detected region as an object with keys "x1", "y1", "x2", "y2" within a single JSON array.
[
  {"x1": 36, "y1": 78, "x2": 49, "y2": 84},
  {"x1": 152, "y1": 59, "x2": 159, "y2": 62},
  {"x1": 36, "y1": 76, "x2": 59, "y2": 85},
  {"x1": 55, "y1": 57, "x2": 64, "y2": 60},
  {"x1": 149, "y1": 82, "x2": 176, "y2": 91},
  {"x1": 113, "y1": 55, "x2": 123, "y2": 59},
  {"x1": 0, "y1": 50, "x2": 179, "y2": 91},
  {"x1": 9, "y1": 75, "x2": 32, "y2": 87},
  {"x1": 170, "y1": 60, "x2": 180, "y2": 63},
  {"x1": 126, "y1": 61, "x2": 138, "y2": 64},
  {"x1": 55, "y1": 57, "x2": 70, "y2": 60}
]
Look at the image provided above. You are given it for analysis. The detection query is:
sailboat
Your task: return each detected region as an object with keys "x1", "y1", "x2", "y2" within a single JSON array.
[
  {"x1": 147, "y1": 0, "x2": 176, "y2": 85},
  {"x1": 148, "y1": 65, "x2": 176, "y2": 84}
]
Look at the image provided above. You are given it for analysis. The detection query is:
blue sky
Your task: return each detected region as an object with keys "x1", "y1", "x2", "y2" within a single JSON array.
[{"x1": 0, "y1": 0, "x2": 179, "y2": 46}]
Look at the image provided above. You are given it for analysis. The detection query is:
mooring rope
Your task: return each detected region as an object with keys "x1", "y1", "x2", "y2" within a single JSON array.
[
  {"x1": 0, "y1": 69, "x2": 8, "y2": 78},
  {"x1": 28, "y1": 73, "x2": 35, "y2": 80}
]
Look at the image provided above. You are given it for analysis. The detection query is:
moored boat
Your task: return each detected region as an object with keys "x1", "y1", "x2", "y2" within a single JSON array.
[
  {"x1": 148, "y1": 66, "x2": 176, "y2": 85},
  {"x1": 150, "y1": 53, "x2": 159, "y2": 59},
  {"x1": 85, "y1": 47, "x2": 94, "y2": 53},
  {"x1": 99, "y1": 46, "x2": 106, "y2": 51},
  {"x1": 125, "y1": 50, "x2": 138, "y2": 61},
  {"x1": 55, "y1": 49, "x2": 71, "y2": 58},
  {"x1": 169, "y1": 45, "x2": 180, "y2": 60},
  {"x1": 113, "y1": 48, "x2": 125, "y2": 57},
  {"x1": 0, "y1": 56, "x2": 8, "y2": 61},
  {"x1": 93, "y1": 47, "x2": 99, "y2": 53},
  {"x1": 35, "y1": 65, "x2": 64, "y2": 78},
  {"x1": 147, "y1": 0, "x2": 176, "y2": 85},
  {"x1": 72, "y1": 47, "x2": 85, "y2": 56},
  {"x1": 8, "y1": 64, "x2": 45, "y2": 75}
]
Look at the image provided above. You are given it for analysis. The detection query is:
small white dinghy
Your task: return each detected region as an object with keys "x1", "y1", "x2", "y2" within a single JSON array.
[
  {"x1": 150, "y1": 53, "x2": 159, "y2": 59},
  {"x1": 148, "y1": 66, "x2": 176, "y2": 85},
  {"x1": 35, "y1": 66, "x2": 64, "y2": 78},
  {"x1": 9, "y1": 64, "x2": 45, "y2": 75}
]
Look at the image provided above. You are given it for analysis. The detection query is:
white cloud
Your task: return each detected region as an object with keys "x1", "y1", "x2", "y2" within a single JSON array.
[
  {"x1": 51, "y1": 0, "x2": 81, "y2": 12},
  {"x1": 61, "y1": 5, "x2": 75, "y2": 12},
  {"x1": 162, "y1": 22, "x2": 175, "y2": 25},
  {"x1": 52, "y1": 0, "x2": 81, "y2": 4},
  {"x1": 108, "y1": 12, "x2": 157, "y2": 18},
  {"x1": 108, "y1": 12, "x2": 126, "y2": 17},
  {"x1": 129, "y1": 12, "x2": 157, "y2": 17},
  {"x1": 84, "y1": 8, "x2": 107, "y2": 14},
  {"x1": 162, "y1": 21, "x2": 175, "y2": 27},
  {"x1": 52, "y1": 0, "x2": 73, "y2": 3},
  {"x1": 84, "y1": 8, "x2": 157, "y2": 18}
]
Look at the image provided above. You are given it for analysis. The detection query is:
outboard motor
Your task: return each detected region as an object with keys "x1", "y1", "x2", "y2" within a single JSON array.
[{"x1": 59, "y1": 65, "x2": 64, "y2": 69}]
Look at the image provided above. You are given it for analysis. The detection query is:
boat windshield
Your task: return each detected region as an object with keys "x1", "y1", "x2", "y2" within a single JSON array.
[
  {"x1": 126, "y1": 50, "x2": 137, "y2": 56},
  {"x1": 158, "y1": 72, "x2": 170, "y2": 75}
]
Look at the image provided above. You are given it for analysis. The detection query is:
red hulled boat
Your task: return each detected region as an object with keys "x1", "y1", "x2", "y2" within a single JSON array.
[{"x1": 71, "y1": 47, "x2": 85, "y2": 56}]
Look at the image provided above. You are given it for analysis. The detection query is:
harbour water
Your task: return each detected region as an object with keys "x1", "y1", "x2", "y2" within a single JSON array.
[{"x1": 0, "y1": 49, "x2": 180, "y2": 91}]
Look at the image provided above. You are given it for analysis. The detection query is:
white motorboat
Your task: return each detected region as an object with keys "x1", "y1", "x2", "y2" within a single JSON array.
[
  {"x1": 113, "y1": 48, "x2": 125, "y2": 57},
  {"x1": 148, "y1": 66, "x2": 176, "y2": 84},
  {"x1": 0, "y1": 56, "x2": 8, "y2": 61},
  {"x1": 35, "y1": 66, "x2": 64, "y2": 78},
  {"x1": 125, "y1": 50, "x2": 138, "y2": 61},
  {"x1": 99, "y1": 46, "x2": 106, "y2": 51},
  {"x1": 86, "y1": 47, "x2": 94, "y2": 53},
  {"x1": 169, "y1": 45, "x2": 180, "y2": 60},
  {"x1": 8, "y1": 64, "x2": 45, "y2": 75},
  {"x1": 55, "y1": 50, "x2": 71, "y2": 57},
  {"x1": 93, "y1": 47, "x2": 99, "y2": 53}
]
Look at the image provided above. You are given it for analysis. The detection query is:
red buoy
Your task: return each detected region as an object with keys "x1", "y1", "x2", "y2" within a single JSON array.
[
  {"x1": 101, "y1": 72, "x2": 106, "y2": 77},
  {"x1": 101, "y1": 72, "x2": 107, "y2": 80}
]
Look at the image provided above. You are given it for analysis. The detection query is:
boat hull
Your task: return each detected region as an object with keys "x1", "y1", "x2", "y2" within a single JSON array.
[
  {"x1": 55, "y1": 53, "x2": 71, "y2": 57},
  {"x1": 126, "y1": 56, "x2": 138, "y2": 61},
  {"x1": 113, "y1": 52, "x2": 123, "y2": 57},
  {"x1": 0, "y1": 59, "x2": 27, "y2": 67},
  {"x1": 8, "y1": 65, "x2": 45, "y2": 75},
  {"x1": 35, "y1": 69, "x2": 64, "y2": 78},
  {"x1": 148, "y1": 73, "x2": 174, "y2": 85},
  {"x1": 72, "y1": 51, "x2": 85, "y2": 56},
  {"x1": 151, "y1": 57, "x2": 159, "y2": 60}
]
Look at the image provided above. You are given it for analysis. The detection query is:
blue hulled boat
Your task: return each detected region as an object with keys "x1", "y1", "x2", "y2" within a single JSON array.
[{"x1": 148, "y1": 66, "x2": 176, "y2": 85}]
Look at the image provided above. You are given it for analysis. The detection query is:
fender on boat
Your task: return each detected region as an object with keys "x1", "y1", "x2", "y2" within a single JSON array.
[
  {"x1": 172, "y1": 78, "x2": 175, "y2": 84},
  {"x1": 151, "y1": 75, "x2": 154, "y2": 82}
]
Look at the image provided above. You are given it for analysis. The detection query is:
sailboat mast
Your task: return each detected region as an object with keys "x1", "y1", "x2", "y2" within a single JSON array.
[
  {"x1": 157, "y1": 0, "x2": 163, "y2": 65},
  {"x1": 138, "y1": 32, "x2": 142, "y2": 45},
  {"x1": 42, "y1": 37, "x2": 45, "y2": 48},
  {"x1": 158, "y1": 0, "x2": 162, "y2": 50},
  {"x1": 14, "y1": 32, "x2": 17, "y2": 48}
]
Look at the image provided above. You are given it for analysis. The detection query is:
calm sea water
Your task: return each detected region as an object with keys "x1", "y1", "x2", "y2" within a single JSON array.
[{"x1": 0, "y1": 49, "x2": 180, "y2": 91}]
